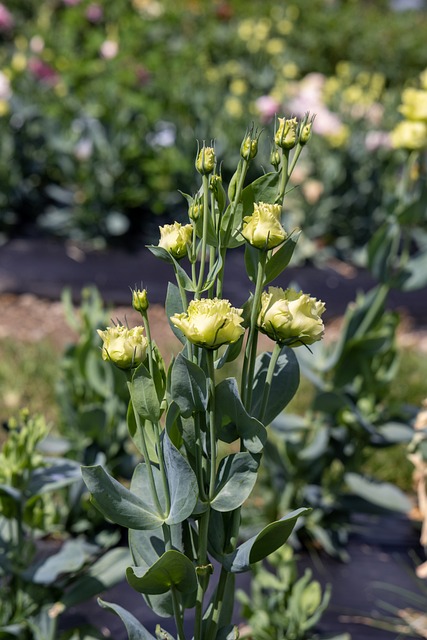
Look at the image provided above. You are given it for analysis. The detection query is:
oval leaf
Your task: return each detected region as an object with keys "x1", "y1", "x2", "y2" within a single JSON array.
[
  {"x1": 129, "y1": 364, "x2": 161, "y2": 422},
  {"x1": 163, "y1": 432, "x2": 198, "y2": 524},
  {"x1": 170, "y1": 352, "x2": 208, "y2": 418},
  {"x1": 211, "y1": 452, "x2": 259, "y2": 512},
  {"x1": 126, "y1": 550, "x2": 197, "y2": 596},
  {"x1": 98, "y1": 599, "x2": 156, "y2": 640},
  {"x1": 82, "y1": 465, "x2": 164, "y2": 530},
  {"x1": 251, "y1": 347, "x2": 300, "y2": 424},
  {"x1": 222, "y1": 507, "x2": 310, "y2": 573}
]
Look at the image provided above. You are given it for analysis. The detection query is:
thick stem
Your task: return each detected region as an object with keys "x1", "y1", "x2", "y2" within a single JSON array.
[
  {"x1": 206, "y1": 349, "x2": 217, "y2": 501},
  {"x1": 241, "y1": 252, "x2": 267, "y2": 407},
  {"x1": 275, "y1": 148, "x2": 290, "y2": 204},
  {"x1": 205, "y1": 566, "x2": 229, "y2": 640},
  {"x1": 196, "y1": 175, "x2": 211, "y2": 297},
  {"x1": 194, "y1": 510, "x2": 211, "y2": 640},
  {"x1": 171, "y1": 587, "x2": 187, "y2": 640},
  {"x1": 129, "y1": 392, "x2": 164, "y2": 517}
]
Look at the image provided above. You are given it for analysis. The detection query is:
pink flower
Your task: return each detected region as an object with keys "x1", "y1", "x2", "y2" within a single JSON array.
[
  {"x1": 100, "y1": 40, "x2": 119, "y2": 60},
  {"x1": 0, "y1": 3, "x2": 14, "y2": 31},
  {"x1": 364, "y1": 131, "x2": 392, "y2": 152},
  {"x1": 255, "y1": 95, "x2": 281, "y2": 123},
  {"x1": 28, "y1": 57, "x2": 59, "y2": 86},
  {"x1": 86, "y1": 3, "x2": 103, "y2": 22}
]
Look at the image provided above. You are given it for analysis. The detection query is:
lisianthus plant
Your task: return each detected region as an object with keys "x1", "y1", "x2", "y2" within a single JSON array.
[{"x1": 82, "y1": 115, "x2": 326, "y2": 639}]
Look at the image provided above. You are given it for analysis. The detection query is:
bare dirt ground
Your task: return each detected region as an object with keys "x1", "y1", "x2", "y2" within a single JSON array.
[{"x1": 1, "y1": 292, "x2": 427, "y2": 353}]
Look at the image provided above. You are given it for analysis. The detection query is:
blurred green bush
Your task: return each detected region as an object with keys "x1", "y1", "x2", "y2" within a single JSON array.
[{"x1": 0, "y1": 0, "x2": 426, "y2": 252}]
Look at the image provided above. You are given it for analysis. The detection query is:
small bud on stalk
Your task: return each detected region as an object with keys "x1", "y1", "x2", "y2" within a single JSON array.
[
  {"x1": 132, "y1": 288, "x2": 149, "y2": 314},
  {"x1": 196, "y1": 146, "x2": 216, "y2": 175},
  {"x1": 275, "y1": 117, "x2": 298, "y2": 150}
]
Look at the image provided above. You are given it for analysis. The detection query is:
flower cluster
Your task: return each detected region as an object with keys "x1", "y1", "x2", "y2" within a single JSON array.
[{"x1": 391, "y1": 68, "x2": 427, "y2": 150}]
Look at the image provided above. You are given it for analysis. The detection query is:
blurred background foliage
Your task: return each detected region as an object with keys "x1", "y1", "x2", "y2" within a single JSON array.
[{"x1": 0, "y1": 0, "x2": 426, "y2": 255}]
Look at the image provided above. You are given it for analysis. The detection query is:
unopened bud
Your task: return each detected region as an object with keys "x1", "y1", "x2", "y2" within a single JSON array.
[
  {"x1": 270, "y1": 147, "x2": 281, "y2": 170},
  {"x1": 132, "y1": 288, "x2": 149, "y2": 314},
  {"x1": 240, "y1": 134, "x2": 258, "y2": 160},
  {"x1": 189, "y1": 202, "x2": 203, "y2": 221},
  {"x1": 196, "y1": 146, "x2": 215, "y2": 175},
  {"x1": 275, "y1": 117, "x2": 298, "y2": 150},
  {"x1": 299, "y1": 114, "x2": 315, "y2": 145}
]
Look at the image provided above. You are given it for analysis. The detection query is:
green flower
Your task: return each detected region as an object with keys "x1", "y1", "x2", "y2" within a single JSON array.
[
  {"x1": 158, "y1": 222, "x2": 193, "y2": 259},
  {"x1": 257, "y1": 287, "x2": 325, "y2": 347},
  {"x1": 242, "y1": 202, "x2": 287, "y2": 250},
  {"x1": 171, "y1": 298, "x2": 245, "y2": 349},
  {"x1": 97, "y1": 325, "x2": 148, "y2": 369}
]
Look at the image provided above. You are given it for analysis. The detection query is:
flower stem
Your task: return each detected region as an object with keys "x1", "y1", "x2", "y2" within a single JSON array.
[
  {"x1": 241, "y1": 251, "x2": 266, "y2": 408},
  {"x1": 206, "y1": 349, "x2": 217, "y2": 501},
  {"x1": 171, "y1": 586, "x2": 187, "y2": 640},
  {"x1": 196, "y1": 175, "x2": 211, "y2": 297}
]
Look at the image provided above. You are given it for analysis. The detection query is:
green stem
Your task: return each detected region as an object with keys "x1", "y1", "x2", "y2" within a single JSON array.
[
  {"x1": 194, "y1": 510, "x2": 211, "y2": 640},
  {"x1": 241, "y1": 252, "x2": 267, "y2": 407},
  {"x1": 356, "y1": 283, "x2": 390, "y2": 338},
  {"x1": 194, "y1": 414, "x2": 207, "y2": 502},
  {"x1": 196, "y1": 175, "x2": 211, "y2": 297},
  {"x1": 275, "y1": 148, "x2": 290, "y2": 204},
  {"x1": 129, "y1": 393, "x2": 164, "y2": 516},
  {"x1": 154, "y1": 424, "x2": 170, "y2": 516},
  {"x1": 216, "y1": 160, "x2": 250, "y2": 298},
  {"x1": 205, "y1": 566, "x2": 229, "y2": 640},
  {"x1": 258, "y1": 341, "x2": 282, "y2": 423},
  {"x1": 206, "y1": 349, "x2": 217, "y2": 501},
  {"x1": 142, "y1": 312, "x2": 154, "y2": 378},
  {"x1": 171, "y1": 587, "x2": 187, "y2": 640}
]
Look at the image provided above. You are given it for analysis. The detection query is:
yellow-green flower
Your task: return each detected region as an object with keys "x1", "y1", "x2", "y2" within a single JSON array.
[
  {"x1": 242, "y1": 202, "x2": 287, "y2": 250},
  {"x1": 97, "y1": 325, "x2": 148, "y2": 369},
  {"x1": 399, "y1": 88, "x2": 427, "y2": 122},
  {"x1": 275, "y1": 117, "x2": 298, "y2": 150},
  {"x1": 170, "y1": 298, "x2": 245, "y2": 349},
  {"x1": 132, "y1": 288, "x2": 149, "y2": 313},
  {"x1": 158, "y1": 222, "x2": 193, "y2": 259},
  {"x1": 196, "y1": 146, "x2": 216, "y2": 175},
  {"x1": 257, "y1": 287, "x2": 325, "y2": 347},
  {"x1": 391, "y1": 121, "x2": 427, "y2": 150}
]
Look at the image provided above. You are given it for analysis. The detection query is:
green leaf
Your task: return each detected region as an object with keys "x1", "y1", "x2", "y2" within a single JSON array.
[
  {"x1": 26, "y1": 538, "x2": 94, "y2": 585},
  {"x1": 222, "y1": 508, "x2": 310, "y2": 573},
  {"x1": 244, "y1": 244, "x2": 259, "y2": 284},
  {"x1": 60, "y1": 547, "x2": 131, "y2": 609},
  {"x1": 216, "y1": 378, "x2": 267, "y2": 453},
  {"x1": 367, "y1": 222, "x2": 400, "y2": 283},
  {"x1": 127, "y1": 401, "x2": 159, "y2": 462},
  {"x1": 264, "y1": 232, "x2": 301, "y2": 285},
  {"x1": 397, "y1": 250, "x2": 427, "y2": 291},
  {"x1": 165, "y1": 283, "x2": 186, "y2": 344},
  {"x1": 147, "y1": 245, "x2": 174, "y2": 264},
  {"x1": 163, "y1": 432, "x2": 198, "y2": 524},
  {"x1": 98, "y1": 599, "x2": 156, "y2": 640},
  {"x1": 129, "y1": 363, "x2": 161, "y2": 422},
  {"x1": 170, "y1": 352, "x2": 208, "y2": 418},
  {"x1": 82, "y1": 465, "x2": 164, "y2": 529},
  {"x1": 211, "y1": 452, "x2": 259, "y2": 512},
  {"x1": 344, "y1": 473, "x2": 412, "y2": 512},
  {"x1": 242, "y1": 172, "x2": 280, "y2": 212},
  {"x1": 131, "y1": 463, "x2": 167, "y2": 516},
  {"x1": 215, "y1": 334, "x2": 245, "y2": 369},
  {"x1": 28, "y1": 459, "x2": 81, "y2": 495},
  {"x1": 251, "y1": 347, "x2": 300, "y2": 424},
  {"x1": 126, "y1": 550, "x2": 197, "y2": 596}
]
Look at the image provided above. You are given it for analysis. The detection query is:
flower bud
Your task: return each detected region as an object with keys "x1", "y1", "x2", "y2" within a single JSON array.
[
  {"x1": 132, "y1": 288, "x2": 149, "y2": 314},
  {"x1": 97, "y1": 325, "x2": 148, "y2": 369},
  {"x1": 270, "y1": 146, "x2": 281, "y2": 170},
  {"x1": 209, "y1": 174, "x2": 226, "y2": 213},
  {"x1": 196, "y1": 146, "x2": 215, "y2": 175},
  {"x1": 240, "y1": 134, "x2": 258, "y2": 160},
  {"x1": 257, "y1": 287, "x2": 326, "y2": 347},
  {"x1": 242, "y1": 201, "x2": 287, "y2": 251},
  {"x1": 275, "y1": 117, "x2": 298, "y2": 150},
  {"x1": 171, "y1": 298, "x2": 245, "y2": 349},
  {"x1": 158, "y1": 222, "x2": 193, "y2": 259},
  {"x1": 189, "y1": 202, "x2": 203, "y2": 221},
  {"x1": 299, "y1": 114, "x2": 315, "y2": 145}
]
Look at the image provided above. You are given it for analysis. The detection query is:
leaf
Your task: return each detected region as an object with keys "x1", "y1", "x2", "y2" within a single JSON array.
[
  {"x1": 216, "y1": 378, "x2": 267, "y2": 453},
  {"x1": 129, "y1": 363, "x2": 161, "y2": 422},
  {"x1": 163, "y1": 432, "x2": 198, "y2": 524},
  {"x1": 244, "y1": 244, "x2": 259, "y2": 284},
  {"x1": 82, "y1": 465, "x2": 164, "y2": 529},
  {"x1": 27, "y1": 538, "x2": 94, "y2": 585},
  {"x1": 59, "y1": 547, "x2": 131, "y2": 610},
  {"x1": 127, "y1": 401, "x2": 159, "y2": 462},
  {"x1": 165, "y1": 283, "x2": 186, "y2": 344},
  {"x1": 367, "y1": 222, "x2": 400, "y2": 282},
  {"x1": 28, "y1": 459, "x2": 81, "y2": 495},
  {"x1": 170, "y1": 352, "x2": 208, "y2": 418},
  {"x1": 397, "y1": 250, "x2": 427, "y2": 291},
  {"x1": 344, "y1": 473, "x2": 412, "y2": 513},
  {"x1": 251, "y1": 347, "x2": 300, "y2": 424},
  {"x1": 147, "y1": 245, "x2": 174, "y2": 264},
  {"x1": 215, "y1": 334, "x2": 245, "y2": 369},
  {"x1": 222, "y1": 508, "x2": 310, "y2": 573},
  {"x1": 264, "y1": 232, "x2": 301, "y2": 285},
  {"x1": 131, "y1": 463, "x2": 167, "y2": 516},
  {"x1": 211, "y1": 452, "x2": 259, "y2": 512},
  {"x1": 126, "y1": 550, "x2": 197, "y2": 596},
  {"x1": 98, "y1": 599, "x2": 156, "y2": 640},
  {"x1": 241, "y1": 172, "x2": 280, "y2": 213}
]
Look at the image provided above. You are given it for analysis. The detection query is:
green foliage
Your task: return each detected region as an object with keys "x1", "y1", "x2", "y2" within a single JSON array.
[
  {"x1": 0, "y1": 409, "x2": 129, "y2": 638},
  {"x1": 0, "y1": 0, "x2": 426, "y2": 252},
  {"x1": 237, "y1": 546, "x2": 347, "y2": 640}
]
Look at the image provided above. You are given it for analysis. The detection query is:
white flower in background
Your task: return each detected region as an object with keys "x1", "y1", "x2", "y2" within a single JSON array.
[
  {"x1": 0, "y1": 72, "x2": 12, "y2": 100},
  {"x1": 100, "y1": 40, "x2": 119, "y2": 60}
]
